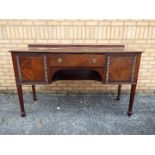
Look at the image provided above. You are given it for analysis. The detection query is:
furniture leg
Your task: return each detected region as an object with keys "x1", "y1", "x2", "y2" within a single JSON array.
[
  {"x1": 16, "y1": 84, "x2": 26, "y2": 117},
  {"x1": 32, "y1": 85, "x2": 37, "y2": 101},
  {"x1": 128, "y1": 84, "x2": 137, "y2": 116},
  {"x1": 116, "y1": 84, "x2": 121, "y2": 100}
]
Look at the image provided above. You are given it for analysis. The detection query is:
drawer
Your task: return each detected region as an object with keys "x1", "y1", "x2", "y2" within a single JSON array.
[{"x1": 49, "y1": 54, "x2": 105, "y2": 67}]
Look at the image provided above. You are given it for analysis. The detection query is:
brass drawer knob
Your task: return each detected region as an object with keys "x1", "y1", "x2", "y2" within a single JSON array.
[
  {"x1": 92, "y1": 58, "x2": 97, "y2": 64},
  {"x1": 57, "y1": 57, "x2": 62, "y2": 63}
]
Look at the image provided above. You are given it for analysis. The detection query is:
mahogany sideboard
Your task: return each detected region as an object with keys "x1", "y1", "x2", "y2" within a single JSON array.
[{"x1": 9, "y1": 44, "x2": 142, "y2": 117}]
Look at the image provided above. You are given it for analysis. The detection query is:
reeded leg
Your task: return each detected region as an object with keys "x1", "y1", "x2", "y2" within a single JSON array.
[
  {"x1": 116, "y1": 84, "x2": 121, "y2": 100},
  {"x1": 16, "y1": 84, "x2": 26, "y2": 117},
  {"x1": 128, "y1": 84, "x2": 137, "y2": 116},
  {"x1": 32, "y1": 85, "x2": 37, "y2": 101}
]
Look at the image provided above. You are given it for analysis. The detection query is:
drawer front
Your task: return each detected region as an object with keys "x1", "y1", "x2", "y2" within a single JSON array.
[
  {"x1": 16, "y1": 54, "x2": 48, "y2": 83},
  {"x1": 49, "y1": 54, "x2": 105, "y2": 67}
]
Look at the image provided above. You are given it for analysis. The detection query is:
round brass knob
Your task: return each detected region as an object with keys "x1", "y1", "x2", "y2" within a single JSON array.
[
  {"x1": 92, "y1": 58, "x2": 97, "y2": 64},
  {"x1": 57, "y1": 57, "x2": 62, "y2": 63}
]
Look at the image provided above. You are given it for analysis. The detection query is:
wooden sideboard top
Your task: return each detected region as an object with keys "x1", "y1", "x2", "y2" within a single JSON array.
[
  {"x1": 9, "y1": 49, "x2": 143, "y2": 54},
  {"x1": 9, "y1": 49, "x2": 142, "y2": 53},
  {"x1": 9, "y1": 44, "x2": 142, "y2": 53}
]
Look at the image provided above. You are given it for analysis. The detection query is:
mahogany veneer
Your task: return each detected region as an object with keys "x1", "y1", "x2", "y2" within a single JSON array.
[{"x1": 9, "y1": 44, "x2": 142, "y2": 117}]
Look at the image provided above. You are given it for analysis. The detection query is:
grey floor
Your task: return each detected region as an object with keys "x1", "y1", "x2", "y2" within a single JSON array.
[{"x1": 0, "y1": 93, "x2": 155, "y2": 135}]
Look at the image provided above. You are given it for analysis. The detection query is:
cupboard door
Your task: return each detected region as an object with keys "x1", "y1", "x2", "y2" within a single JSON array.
[
  {"x1": 107, "y1": 56, "x2": 136, "y2": 83},
  {"x1": 16, "y1": 55, "x2": 48, "y2": 83}
]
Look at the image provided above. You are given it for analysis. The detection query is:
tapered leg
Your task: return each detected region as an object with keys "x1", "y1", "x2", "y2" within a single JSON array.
[
  {"x1": 16, "y1": 84, "x2": 26, "y2": 117},
  {"x1": 116, "y1": 84, "x2": 121, "y2": 100},
  {"x1": 128, "y1": 84, "x2": 137, "y2": 116},
  {"x1": 32, "y1": 85, "x2": 37, "y2": 101}
]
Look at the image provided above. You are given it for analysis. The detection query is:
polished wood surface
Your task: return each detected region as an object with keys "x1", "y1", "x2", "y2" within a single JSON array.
[
  {"x1": 128, "y1": 84, "x2": 137, "y2": 116},
  {"x1": 117, "y1": 85, "x2": 121, "y2": 100},
  {"x1": 32, "y1": 85, "x2": 36, "y2": 101},
  {"x1": 10, "y1": 44, "x2": 142, "y2": 117},
  {"x1": 49, "y1": 54, "x2": 105, "y2": 67},
  {"x1": 16, "y1": 84, "x2": 25, "y2": 117},
  {"x1": 20, "y1": 56, "x2": 46, "y2": 82},
  {"x1": 28, "y1": 44, "x2": 125, "y2": 48},
  {"x1": 9, "y1": 44, "x2": 139, "y2": 53},
  {"x1": 109, "y1": 56, "x2": 133, "y2": 82},
  {"x1": 10, "y1": 48, "x2": 141, "y2": 53}
]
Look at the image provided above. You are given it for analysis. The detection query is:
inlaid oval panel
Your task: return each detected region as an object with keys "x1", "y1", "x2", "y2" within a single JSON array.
[
  {"x1": 18, "y1": 56, "x2": 46, "y2": 82},
  {"x1": 108, "y1": 56, "x2": 134, "y2": 82}
]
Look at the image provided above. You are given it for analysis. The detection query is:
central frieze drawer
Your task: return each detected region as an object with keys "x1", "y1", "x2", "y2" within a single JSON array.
[{"x1": 49, "y1": 54, "x2": 105, "y2": 67}]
